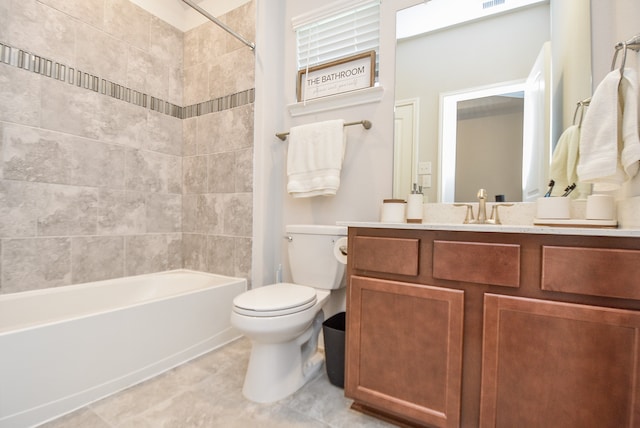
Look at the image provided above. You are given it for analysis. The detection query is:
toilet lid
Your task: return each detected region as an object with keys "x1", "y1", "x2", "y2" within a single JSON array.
[{"x1": 233, "y1": 283, "x2": 317, "y2": 317}]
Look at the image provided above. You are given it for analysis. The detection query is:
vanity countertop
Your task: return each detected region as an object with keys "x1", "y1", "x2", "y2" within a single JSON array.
[
  {"x1": 337, "y1": 221, "x2": 640, "y2": 238},
  {"x1": 340, "y1": 198, "x2": 640, "y2": 238}
]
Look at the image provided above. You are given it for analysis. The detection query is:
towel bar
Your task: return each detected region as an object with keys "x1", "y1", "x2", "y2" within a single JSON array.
[
  {"x1": 276, "y1": 120, "x2": 372, "y2": 141},
  {"x1": 610, "y1": 34, "x2": 640, "y2": 72}
]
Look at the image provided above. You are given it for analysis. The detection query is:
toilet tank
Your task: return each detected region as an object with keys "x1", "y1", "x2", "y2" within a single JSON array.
[{"x1": 286, "y1": 225, "x2": 347, "y2": 290}]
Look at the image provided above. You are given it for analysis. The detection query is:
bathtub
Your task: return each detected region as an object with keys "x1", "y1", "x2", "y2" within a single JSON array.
[{"x1": 0, "y1": 269, "x2": 247, "y2": 428}]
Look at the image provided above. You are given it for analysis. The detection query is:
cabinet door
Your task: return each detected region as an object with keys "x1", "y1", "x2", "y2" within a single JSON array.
[
  {"x1": 481, "y1": 294, "x2": 640, "y2": 428},
  {"x1": 346, "y1": 275, "x2": 464, "y2": 428}
]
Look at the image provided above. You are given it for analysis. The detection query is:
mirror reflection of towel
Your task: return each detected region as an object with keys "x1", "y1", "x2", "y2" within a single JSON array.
[
  {"x1": 286, "y1": 119, "x2": 345, "y2": 198},
  {"x1": 550, "y1": 124, "x2": 580, "y2": 196},
  {"x1": 578, "y1": 68, "x2": 640, "y2": 191}
]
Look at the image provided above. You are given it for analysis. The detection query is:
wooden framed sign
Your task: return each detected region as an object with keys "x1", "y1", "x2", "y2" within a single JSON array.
[{"x1": 297, "y1": 50, "x2": 375, "y2": 102}]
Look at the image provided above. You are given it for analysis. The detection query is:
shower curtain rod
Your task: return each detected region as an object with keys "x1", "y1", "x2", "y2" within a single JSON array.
[{"x1": 182, "y1": 0, "x2": 255, "y2": 51}]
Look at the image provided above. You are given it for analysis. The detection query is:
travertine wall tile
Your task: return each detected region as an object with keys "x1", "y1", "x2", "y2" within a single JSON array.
[
  {"x1": 183, "y1": 233, "x2": 207, "y2": 271},
  {"x1": 71, "y1": 236, "x2": 124, "y2": 283},
  {"x1": 183, "y1": 118, "x2": 198, "y2": 157},
  {"x1": 183, "y1": 29, "x2": 199, "y2": 70},
  {"x1": 127, "y1": 47, "x2": 169, "y2": 101},
  {"x1": 104, "y1": 0, "x2": 150, "y2": 52},
  {"x1": 235, "y1": 148, "x2": 253, "y2": 193},
  {"x1": 208, "y1": 49, "x2": 255, "y2": 98},
  {"x1": 0, "y1": 66, "x2": 41, "y2": 127},
  {"x1": 6, "y1": 0, "x2": 76, "y2": 65},
  {"x1": 180, "y1": 194, "x2": 223, "y2": 234},
  {"x1": 76, "y1": 22, "x2": 129, "y2": 83},
  {"x1": 223, "y1": 193, "x2": 252, "y2": 237},
  {"x1": 146, "y1": 112, "x2": 182, "y2": 156},
  {"x1": 98, "y1": 96, "x2": 147, "y2": 149},
  {"x1": 196, "y1": 112, "x2": 224, "y2": 154},
  {"x1": 223, "y1": 1, "x2": 256, "y2": 47},
  {"x1": 3, "y1": 124, "x2": 125, "y2": 188},
  {"x1": 41, "y1": 80, "x2": 102, "y2": 140},
  {"x1": 1, "y1": 237, "x2": 71, "y2": 293},
  {"x1": 0, "y1": 123, "x2": 3, "y2": 180},
  {"x1": 37, "y1": 186, "x2": 98, "y2": 236},
  {"x1": 200, "y1": 194, "x2": 224, "y2": 234},
  {"x1": 183, "y1": 156, "x2": 208, "y2": 194},
  {"x1": 234, "y1": 237, "x2": 252, "y2": 282},
  {"x1": 146, "y1": 193, "x2": 182, "y2": 233},
  {"x1": 150, "y1": 17, "x2": 183, "y2": 64},
  {"x1": 197, "y1": 22, "x2": 230, "y2": 64},
  {"x1": 97, "y1": 189, "x2": 146, "y2": 235},
  {"x1": 0, "y1": 2, "x2": 9, "y2": 41},
  {"x1": 197, "y1": 105, "x2": 254, "y2": 154},
  {"x1": 168, "y1": 66, "x2": 184, "y2": 107},
  {"x1": 0, "y1": 181, "x2": 40, "y2": 237},
  {"x1": 183, "y1": 64, "x2": 209, "y2": 106},
  {"x1": 125, "y1": 149, "x2": 181, "y2": 194},
  {"x1": 0, "y1": 0, "x2": 255, "y2": 292},
  {"x1": 125, "y1": 233, "x2": 181, "y2": 276},
  {"x1": 208, "y1": 152, "x2": 235, "y2": 193},
  {"x1": 206, "y1": 235, "x2": 235, "y2": 276},
  {"x1": 38, "y1": 0, "x2": 104, "y2": 30},
  {"x1": 182, "y1": 194, "x2": 198, "y2": 233}
]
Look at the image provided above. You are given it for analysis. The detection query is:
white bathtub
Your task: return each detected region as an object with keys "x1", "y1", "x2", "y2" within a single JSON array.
[{"x1": 0, "y1": 269, "x2": 247, "y2": 428}]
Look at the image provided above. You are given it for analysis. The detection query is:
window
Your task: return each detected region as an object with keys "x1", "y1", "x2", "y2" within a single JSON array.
[{"x1": 295, "y1": 1, "x2": 380, "y2": 79}]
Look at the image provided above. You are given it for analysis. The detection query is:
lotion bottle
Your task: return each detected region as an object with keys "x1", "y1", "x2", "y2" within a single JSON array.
[{"x1": 406, "y1": 184, "x2": 423, "y2": 224}]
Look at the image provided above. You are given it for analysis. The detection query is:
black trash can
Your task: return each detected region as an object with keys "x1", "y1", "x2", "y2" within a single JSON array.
[{"x1": 322, "y1": 311, "x2": 346, "y2": 388}]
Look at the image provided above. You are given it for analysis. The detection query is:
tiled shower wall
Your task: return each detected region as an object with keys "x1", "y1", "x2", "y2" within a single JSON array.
[
  {"x1": 0, "y1": 0, "x2": 255, "y2": 293},
  {"x1": 181, "y1": 2, "x2": 255, "y2": 282}
]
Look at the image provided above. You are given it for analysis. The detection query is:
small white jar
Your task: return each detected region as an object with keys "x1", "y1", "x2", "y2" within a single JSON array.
[{"x1": 380, "y1": 199, "x2": 406, "y2": 223}]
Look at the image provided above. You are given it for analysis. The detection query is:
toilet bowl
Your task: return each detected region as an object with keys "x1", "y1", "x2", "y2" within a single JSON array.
[{"x1": 230, "y1": 225, "x2": 346, "y2": 403}]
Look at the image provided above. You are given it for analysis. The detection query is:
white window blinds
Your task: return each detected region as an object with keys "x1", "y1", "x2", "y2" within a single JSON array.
[{"x1": 295, "y1": 1, "x2": 380, "y2": 78}]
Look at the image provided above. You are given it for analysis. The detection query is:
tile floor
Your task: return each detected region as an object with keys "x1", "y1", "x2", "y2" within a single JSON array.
[{"x1": 40, "y1": 338, "x2": 395, "y2": 427}]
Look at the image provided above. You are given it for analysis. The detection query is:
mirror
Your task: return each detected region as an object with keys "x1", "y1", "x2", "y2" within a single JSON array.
[
  {"x1": 439, "y1": 82, "x2": 526, "y2": 203},
  {"x1": 393, "y1": 0, "x2": 592, "y2": 203}
]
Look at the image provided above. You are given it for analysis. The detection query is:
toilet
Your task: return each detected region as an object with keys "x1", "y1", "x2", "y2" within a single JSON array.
[{"x1": 230, "y1": 224, "x2": 347, "y2": 403}]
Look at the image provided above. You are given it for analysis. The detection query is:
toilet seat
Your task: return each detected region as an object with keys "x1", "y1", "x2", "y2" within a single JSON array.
[{"x1": 233, "y1": 283, "x2": 317, "y2": 317}]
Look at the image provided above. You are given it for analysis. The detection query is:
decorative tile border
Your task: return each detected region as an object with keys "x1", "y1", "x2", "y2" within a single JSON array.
[{"x1": 0, "y1": 42, "x2": 254, "y2": 120}]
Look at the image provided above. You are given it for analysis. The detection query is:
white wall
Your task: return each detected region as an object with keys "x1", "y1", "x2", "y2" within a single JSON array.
[
  {"x1": 591, "y1": 0, "x2": 640, "y2": 89},
  {"x1": 253, "y1": 0, "x2": 400, "y2": 286},
  {"x1": 549, "y1": 0, "x2": 592, "y2": 138}
]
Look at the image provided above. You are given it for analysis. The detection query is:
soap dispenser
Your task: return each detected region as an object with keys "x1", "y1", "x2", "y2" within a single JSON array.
[{"x1": 406, "y1": 184, "x2": 423, "y2": 224}]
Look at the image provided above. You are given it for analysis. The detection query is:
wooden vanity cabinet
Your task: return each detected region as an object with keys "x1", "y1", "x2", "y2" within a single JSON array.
[
  {"x1": 345, "y1": 227, "x2": 640, "y2": 428},
  {"x1": 347, "y1": 275, "x2": 464, "y2": 427},
  {"x1": 480, "y1": 294, "x2": 640, "y2": 428}
]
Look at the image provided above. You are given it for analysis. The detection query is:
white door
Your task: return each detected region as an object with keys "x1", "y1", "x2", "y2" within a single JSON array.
[
  {"x1": 522, "y1": 42, "x2": 551, "y2": 202},
  {"x1": 393, "y1": 99, "x2": 419, "y2": 201}
]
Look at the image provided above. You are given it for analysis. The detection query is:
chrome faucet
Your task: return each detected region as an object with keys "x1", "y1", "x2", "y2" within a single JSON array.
[{"x1": 454, "y1": 188, "x2": 513, "y2": 224}]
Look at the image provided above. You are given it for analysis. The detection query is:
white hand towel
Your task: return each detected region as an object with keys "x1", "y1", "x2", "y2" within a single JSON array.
[
  {"x1": 620, "y1": 68, "x2": 640, "y2": 179},
  {"x1": 578, "y1": 68, "x2": 640, "y2": 192},
  {"x1": 286, "y1": 119, "x2": 345, "y2": 198},
  {"x1": 577, "y1": 69, "x2": 625, "y2": 191}
]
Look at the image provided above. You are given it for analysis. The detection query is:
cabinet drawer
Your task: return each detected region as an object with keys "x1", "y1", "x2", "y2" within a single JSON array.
[
  {"x1": 542, "y1": 245, "x2": 640, "y2": 300},
  {"x1": 433, "y1": 240, "x2": 520, "y2": 287},
  {"x1": 352, "y1": 236, "x2": 419, "y2": 276}
]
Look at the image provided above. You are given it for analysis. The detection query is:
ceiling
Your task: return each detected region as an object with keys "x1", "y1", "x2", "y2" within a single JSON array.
[{"x1": 130, "y1": 0, "x2": 251, "y2": 32}]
